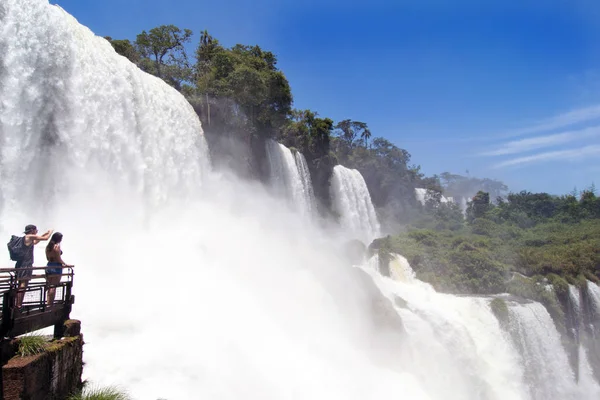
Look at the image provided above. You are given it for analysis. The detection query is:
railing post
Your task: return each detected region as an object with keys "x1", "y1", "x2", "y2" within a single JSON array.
[
  {"x1": 54, "y1": 280, "x2": 73, "y2": 339},
  {"x1": 0, "y1": 288, "x2": 15, "y2": 339}
]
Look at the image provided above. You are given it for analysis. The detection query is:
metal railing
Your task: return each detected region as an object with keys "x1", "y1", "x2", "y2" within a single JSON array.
[{"x1": 0, "y1": 266, "x2": 75, "y2": 338}]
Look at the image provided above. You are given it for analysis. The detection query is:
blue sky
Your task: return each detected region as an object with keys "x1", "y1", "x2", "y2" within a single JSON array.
[{"x1": 50, "y1": 0, "x2": 600, "y2": 195}]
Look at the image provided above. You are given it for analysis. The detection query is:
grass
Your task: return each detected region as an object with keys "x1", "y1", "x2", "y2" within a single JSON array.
[
  {"x1": 68, "y1": 385, "x2": 131, "y2": 400},
  {"x1": 17, "y1": 333, "x2": 47, "y2": 357}
]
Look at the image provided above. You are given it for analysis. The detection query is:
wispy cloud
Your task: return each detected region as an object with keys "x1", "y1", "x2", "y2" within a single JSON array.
[
  {"x1": 493, "y1": 145, "x2": 600, "y2": 168},
  {"x1": 482, "y1": 125, "x2": 600, "y2": 156},
  {"x1": 500, "y1": 104, "x2": 600, "y2": 138}
]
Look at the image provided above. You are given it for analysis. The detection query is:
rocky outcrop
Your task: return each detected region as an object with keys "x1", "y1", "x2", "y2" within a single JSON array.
[{"x1": 2, "y1": 320, "x2": 83, "y2": 400}]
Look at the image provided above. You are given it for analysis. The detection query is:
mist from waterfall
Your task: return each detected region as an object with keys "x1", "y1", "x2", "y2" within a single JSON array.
[
  {"x1": 2, "y1": 1, "x2": 600, "y2": 399},
  {"x1": 266, "y1": 139, "x2": 316, "y2": 216},
  {"x1": 330, "y1": 165, "x2": 380, "y2": 244}
]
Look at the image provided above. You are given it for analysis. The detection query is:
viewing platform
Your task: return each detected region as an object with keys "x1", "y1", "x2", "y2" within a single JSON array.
[{"x1": 0, "y1": 266, "x2": 74, "y2": 339}]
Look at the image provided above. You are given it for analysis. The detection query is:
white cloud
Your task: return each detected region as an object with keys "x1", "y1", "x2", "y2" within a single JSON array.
[
  {"x1": 493, "y1": 145, "x2": 600, "y2": 168},
  {"x1": 501, "y1": 104, "x2": 600, "y2": 138},
  {"x1": 482, "y1": 125, "x2": 600, "y2": 156}
]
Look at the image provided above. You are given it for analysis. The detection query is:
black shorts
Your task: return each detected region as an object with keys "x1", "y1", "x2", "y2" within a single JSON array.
[{"x1": 15, "y1": 260, "x2": 33, "y2": 280}]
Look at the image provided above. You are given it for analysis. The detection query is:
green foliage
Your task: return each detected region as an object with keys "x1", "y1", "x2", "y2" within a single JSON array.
[
  {"x1": 192, "y1": 42, "x2": 292, "y2": 138},
  {"x1": 135, "y1": 25, "x2": 193, "y2": 84},
  {"x1": 390, "y1": 198, "x2": 600, "y2": 296},
  {"x1": 17, "y1": 333, "x2": 47, "y2": 357},
  {"x1": 68, "y1": 385, "x2": 131, "y2": 400},
  {"x1": 466, "y1": 191, "x2": 492, "y2": 222},
  {"x1": 447, "y1": 248, "x2": 506, "y2": 294}
]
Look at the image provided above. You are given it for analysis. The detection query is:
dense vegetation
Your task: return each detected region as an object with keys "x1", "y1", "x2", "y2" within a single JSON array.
[
  {"x1": 375, "y1": 187, "x2": 600, "y2": 295},
  {"x1": 105, "y1": 25, "x2": 599, "y2": 293}
]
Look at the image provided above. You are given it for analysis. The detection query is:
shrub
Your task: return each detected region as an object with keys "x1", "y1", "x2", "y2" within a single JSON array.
[
  {"x1": 68, "y1": 386, "x2": 131, "y2": 400},
  {"x1": 470, "y1": 218, "x2": 496, "y2": 236},
  {"x1": 17, "y1": 334, "x2": 47, "y2": 357},
  {"x1": 448, "y1": 249, "x2": 507, "y2": 294}
]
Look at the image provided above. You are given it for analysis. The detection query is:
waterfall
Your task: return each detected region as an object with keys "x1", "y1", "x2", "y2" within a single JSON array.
[
  {"x1": 3, "y1": 1, "x2": 600, "y2": 399},
  {"x1": 369, "y1": 254, "x2": 600, "y2": 400},
  {"x1": 330, "y1": 165, "x2": 380, "y2": 244},
  {"x1": 506, "y1": 302, "x2": 594, "y2": 399},
  {"x1": 265, "y1": 140, "x2": 315, "y2": 216},
  {"x1": 294, "y1": 150, "x2": 316, "y2": 213},
  {"x1": 0, "y1": 0, "x2": 209, "y2": 219},
  {"x1": 414, "y1": 188, "x2": 428, "y2": 205},
  {"x1": 582, "y1": 282, "x2": 600, "y2": 383}
]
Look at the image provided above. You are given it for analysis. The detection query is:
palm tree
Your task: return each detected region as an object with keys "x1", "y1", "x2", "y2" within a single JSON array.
[{"x1": 361, "y1": 128, "x2": 372, "y2": 148}]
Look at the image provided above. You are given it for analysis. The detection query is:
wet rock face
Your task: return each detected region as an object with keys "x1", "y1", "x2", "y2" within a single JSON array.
[
  {"x1": 347, "y1": 267, "x2": 406, "y2": 369},
  {"x1": 349, "y1": 267, "x2": 406, "y2": 335}
]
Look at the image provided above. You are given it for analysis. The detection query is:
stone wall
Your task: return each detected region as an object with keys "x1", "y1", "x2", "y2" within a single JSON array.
[{"x1": 2, "y1": 320, "x2": 83, "y2": 400}]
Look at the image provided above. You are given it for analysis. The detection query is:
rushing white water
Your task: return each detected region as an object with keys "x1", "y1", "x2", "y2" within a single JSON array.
[
  {"x1": 330, "y1": 165, "x2": 380, "y2": 244},
  {"x1": 266, "y1": 140, "x2": 315, "y2": 216},
  {"x1": 569, "y1": 285, "x2": 582, "y2": 313},
  {"x1": 582, "y1": 282, "x2": 600, "y2": 383},
  {"x1": 3, "y1": 1, "x2": 600, "y2": 399},
  {"x1": 587, "y1": 282, "x2": 600, "y2": 316},
  {"x1": 364, "y1": 255, "x2": 531, "y2": 400},
  {"x1": 378, "y1": 254, "x2": 600, "y2": 400},
  {"x1": 507, "y1": 302, "x2": 597, "y2": 399},
  {"x1": 294, "y1": 150, "x2": 316, "y2": 211}
]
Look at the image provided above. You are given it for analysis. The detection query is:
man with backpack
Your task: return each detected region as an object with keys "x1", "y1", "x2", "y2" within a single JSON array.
[{"x1": 8, "y1": 224, "x2": 53, "y2": 308}]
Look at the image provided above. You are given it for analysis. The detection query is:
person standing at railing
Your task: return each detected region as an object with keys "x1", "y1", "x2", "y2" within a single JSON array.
[
  {"x1": 45, "y1": 232, "x2": 70, "y2": 306},
  {"x1": 16, "y1": 224, "x2": 53, "y2": 308}
]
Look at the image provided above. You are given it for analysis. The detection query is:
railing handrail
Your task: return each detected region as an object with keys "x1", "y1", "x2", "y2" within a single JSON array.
[{"x1": 0, "y1": 265, "x2": 75, "y2": 273}]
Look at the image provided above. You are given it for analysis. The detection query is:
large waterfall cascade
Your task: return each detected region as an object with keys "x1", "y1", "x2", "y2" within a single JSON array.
[
  {"x1": 330, "y1": 165, "x2": 380, "y2": 244},
  {"x1": 2, "y1": 1, "x2": 600, "y2": 399},
  {"x1": 265, "y1": 140, "x2": 316, "y2": 216}
]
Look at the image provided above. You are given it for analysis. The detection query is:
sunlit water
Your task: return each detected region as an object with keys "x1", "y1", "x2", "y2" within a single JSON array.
[{"x1": 330, "y1": 165, "x2": 380, "y2": 244}]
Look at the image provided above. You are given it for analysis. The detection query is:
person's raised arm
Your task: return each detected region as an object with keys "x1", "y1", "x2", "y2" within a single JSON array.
[
  {"x1": 26, "y1": 229, "x2": 53, "y2": 245},
  {"x1": 33, "y1": 229, "x2": 53, "y2": 244}
]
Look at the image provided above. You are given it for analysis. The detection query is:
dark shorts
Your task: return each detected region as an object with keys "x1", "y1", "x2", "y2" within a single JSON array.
[
  {"x1": 15, "y1": 261, "x2": 33, "y2": 280},
  {"x1": 46, "y1": 262, "x2": 63, "y2": 276}
]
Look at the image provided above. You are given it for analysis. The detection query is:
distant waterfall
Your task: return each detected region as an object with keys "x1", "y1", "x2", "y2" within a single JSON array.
[
  {"x1": 415, "y1": 188, "x2": 460, "y2": 207},
  {"x1": 364, "y1": 253, "x2": 600, "y2": 400},
  {"x1": 266, "y1": 140, "x2": 315, "y2": 216},
  {"x1": 414, "y1": 188, "x2": 428, "y2": 205},
  {"x1": 581, "y1": 282, "x2": 600, "y2": 383},
  {"x1": 330, "y1": 165, "x2": 380, "y2": 244},
  {"x1": 294, "y1": 151, "x2": 316, "y2": 212}
]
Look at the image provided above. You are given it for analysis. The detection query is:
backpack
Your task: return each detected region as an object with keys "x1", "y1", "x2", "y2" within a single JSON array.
[{"x1": 7, "y1": 235, "x2": 25, "y2": 262}]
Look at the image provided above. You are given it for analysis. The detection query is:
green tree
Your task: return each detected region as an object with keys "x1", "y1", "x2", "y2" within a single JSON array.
[
  {"x1": 192, "y1": 42, "x2": 292, "y2": 137},
  {"x1": 135, "y1": 25, "x2": 193, "y2": 88},
  {"x1": 334, "y1": 120, "x2": 370, "y2": 152},
  {"x1": 467, "y1": 191, "x2": 492, "y2": 222}
]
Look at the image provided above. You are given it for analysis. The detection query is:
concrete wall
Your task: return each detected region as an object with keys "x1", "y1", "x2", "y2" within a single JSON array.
[{"x1": 2, "y1": 320, "x2": 83, "y2": 400}]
